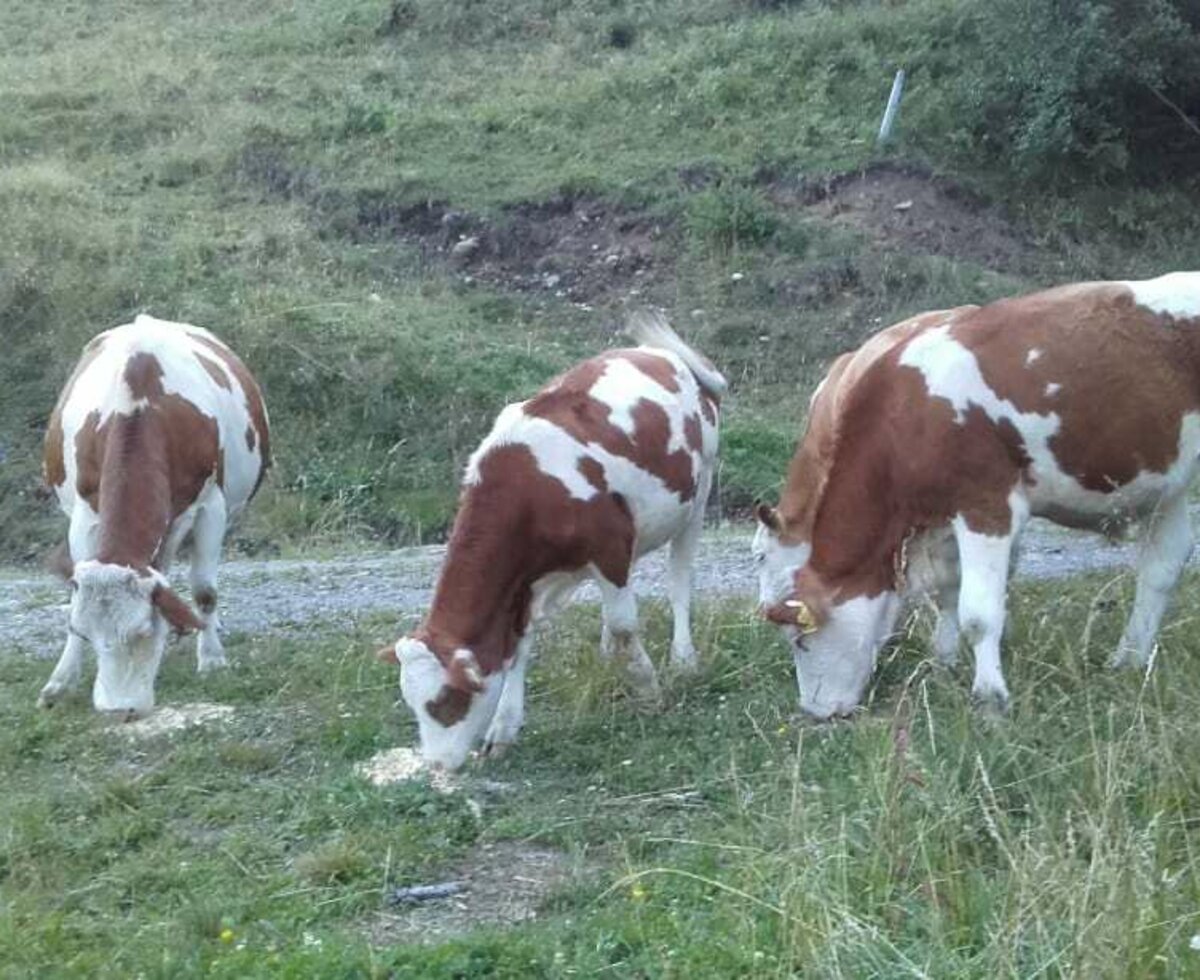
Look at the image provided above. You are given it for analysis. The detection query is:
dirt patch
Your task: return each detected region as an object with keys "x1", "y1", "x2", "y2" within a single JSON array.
[
  {"x1": 364, "y1": 840, "x2": 585, "y2": 944},
  {"x1": 774, "y1": 163, "x2": 1037, "y2": 273},
  {"x1": 358, "y1": 194, "x2": 673, "y2": 309},
  {"x1": 115, "y1": 702, "x2": 234, "y2": 738}
]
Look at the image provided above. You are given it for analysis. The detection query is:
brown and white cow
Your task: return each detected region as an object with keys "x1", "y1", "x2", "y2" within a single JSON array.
[
  {"x1": 755, "y1": 272, "x2": 1200, "y2": 718},
  {"x1": 378, "y1": 313, "x2": 725, "y2": 770},
  {"x1": 41, "y1": 315, "x2": 270, "y2": 716}
]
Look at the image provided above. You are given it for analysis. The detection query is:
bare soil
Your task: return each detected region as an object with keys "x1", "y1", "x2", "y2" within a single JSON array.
[
  {"x1": 363, "y1": 840, "x2": 586, "y2": 944},
  {"x1": 776, "y1": 163, "x2": 1039, "y2": 274}
]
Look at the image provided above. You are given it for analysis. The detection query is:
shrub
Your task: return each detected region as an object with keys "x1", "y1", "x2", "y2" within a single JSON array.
[
  {"x1": 956, "y1": 0, "x2": 1200, "y2": 179},
  {"x1": 685, "y1": 184, "x2": 778, "y2": 254}
]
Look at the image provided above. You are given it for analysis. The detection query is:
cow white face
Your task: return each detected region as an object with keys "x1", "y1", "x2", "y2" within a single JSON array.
[
  {"x1": 392, "y1": 638, "x2": 502, "y2": 771},
  {"x1": 782, "y1": 593, "x2": 902, "y2": 719},
  {"x1": 70, "y1": 561, "x2": 203, "y2": 716},
  {"x1": 752, "y1": 504, "x2": 811, "y2": 606}
]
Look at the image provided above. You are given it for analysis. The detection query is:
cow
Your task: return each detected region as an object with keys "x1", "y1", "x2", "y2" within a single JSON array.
[
  {"x1": 377, "y1": 313, "x2": 725, "y2": 770},
  {"x1": 40, "y1": 315, "x2": 270, "y2": 716},
  {"x1": 754, "y1": 272, "x2": 1200, "y2": 719}
]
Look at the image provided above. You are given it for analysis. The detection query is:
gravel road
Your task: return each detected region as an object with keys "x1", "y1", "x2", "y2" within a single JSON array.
[{"x1": 0, "y1": 518, "x2": 1182, "y2": 658}]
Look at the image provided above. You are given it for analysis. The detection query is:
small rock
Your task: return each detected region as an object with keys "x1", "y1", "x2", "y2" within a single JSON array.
[
  {"x1": 731, "y1": 272, "x2": 745, "y2": 282},
  {"x1": 543, "y1": 273, "x2": 561, "y2": 289},
  {"x1": 450, "y1": 237, "x2": 480, "y2": 264},
  {"x1": 894, "y1": 200, "x2": 913, "y2": 211}
]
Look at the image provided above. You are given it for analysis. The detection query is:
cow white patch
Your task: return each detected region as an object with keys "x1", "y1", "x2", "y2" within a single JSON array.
[
  {"x1": 1044, "y1": 382, "x2": 1062, "y2": 397},
  {"x1": 792, "y1": 592, "x2": 902, "y2": 719},
  {"x1": 1121, "y1": 272, "x2": 1200, "y2": 318},
  {"x1": 1025, "y1": 349, "x2": 1042, "y2": 365},
  {"x1": 900, "y1": 323, "x2": 1061, "y2": 437}
]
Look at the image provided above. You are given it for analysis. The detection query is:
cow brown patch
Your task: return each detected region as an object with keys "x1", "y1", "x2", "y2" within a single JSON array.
[
  {"x1": 699, "y1": 392, "x2": 718, "y2": 426},
  {"x1": 44, "y1": 334, "x2": 109, "y2": 489},
  {"x1": 621, "y1": 350, "x2": 681, "y2": 392},
  {"x1": 683, "y1": 414, "x2": 703, "y2": 453},
  {"x1": 578, "y1": 456, "x2": 608, "y2": 492},
  {"x1": 72, "y1": 383, "x2": 221, "y2": 569},
  {"x1": 245, "y1": 424, "x2": 257, "y2": 452},
  {"x1": 188, "y1": 331, "x2": 272, "y2": 483},
  {"x1": 195, "y1": 353, "x2": 232, "y2": 390},
  {"x1": 950, "y1": 284, "x2": 1200, "y2": 493},
  {"x1": 525, "y1": 351, "x2": 696, "y2": 501},
  {"x1": 426, "y1": 684, "x2": 473, "y2": 727},
  {"x1": 123, "y1": 351, "x2": 166, "y2": 400}
]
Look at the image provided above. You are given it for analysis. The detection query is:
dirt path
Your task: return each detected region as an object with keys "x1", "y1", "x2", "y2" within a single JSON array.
[{"x1": 0, "y1": 518, "x2": 1178, "y2": 657}]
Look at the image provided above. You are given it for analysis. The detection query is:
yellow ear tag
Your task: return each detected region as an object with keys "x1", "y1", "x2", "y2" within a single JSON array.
[{"x1": 786, "y1": 599, "x2": 818, "y2": 634}]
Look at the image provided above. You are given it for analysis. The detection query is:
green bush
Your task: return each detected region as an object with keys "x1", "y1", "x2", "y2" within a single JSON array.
[{"x1": 956, "y1": 0, "x2": 1200, "y2": 179}]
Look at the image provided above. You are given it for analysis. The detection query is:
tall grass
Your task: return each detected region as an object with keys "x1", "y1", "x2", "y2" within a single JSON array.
[{"x1": 3, "y1": 577, "x2": 1200, "y2": 975}]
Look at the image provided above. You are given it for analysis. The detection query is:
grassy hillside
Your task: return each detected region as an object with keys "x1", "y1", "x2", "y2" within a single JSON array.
[
  {"x1": 4, "y1": 579, "x2": 1200, "y2": 976},
  {"x1": 1, "y1": 0, "x2": 1198, "y2": 562}
]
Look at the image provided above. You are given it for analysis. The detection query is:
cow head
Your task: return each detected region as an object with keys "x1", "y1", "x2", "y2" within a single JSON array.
[
  {"x1": 754, "y1": 504, "x2": 901, "y2": 719},
  {"x1": 69, "y1": 560, "x2": 203, "y2": 716},
  {"x1": 378, "y1": 637, "x2": 502, "y2": 771}
]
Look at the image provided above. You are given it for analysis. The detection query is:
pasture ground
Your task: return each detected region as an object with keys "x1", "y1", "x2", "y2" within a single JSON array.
[{"x1": 3, "y1": 575, "x2": 1200, "y2": 978}]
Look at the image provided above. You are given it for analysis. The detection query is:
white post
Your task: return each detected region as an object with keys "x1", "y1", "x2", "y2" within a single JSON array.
[{"x1": 878, "y1": 69, "x2": 906, "y2": 144}]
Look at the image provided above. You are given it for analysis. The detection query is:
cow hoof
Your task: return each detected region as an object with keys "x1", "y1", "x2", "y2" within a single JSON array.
[
  {"x1": 1109, "y1": 646, "x2": 1148, "y2": 671},
  {"x1": 668, "y1": 649, "x2": 700, "y2": 674},
  {"x1": 481, "y1": 739, "x2": 512, "y2": 759},
  {"x1": 37, "y1": 685, "x2": 68, "y2": 709},
  {"x1": 972, "y1": 689, "x2": 1010, "y2": 717}
]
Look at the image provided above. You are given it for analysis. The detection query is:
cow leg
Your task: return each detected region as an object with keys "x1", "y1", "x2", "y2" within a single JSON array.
[
  {"x1": 482, "y1": 634, "x2": 532, "y2": 757},
  {"x1": 953, "y1": 501, "x2": 1027, "y2": 711},
  {"x1": 38, "y1": 630, "x2": 88, "y2": 707},
  {"x1": 666, "y1": 509, "x2": 705, "y2": 672},
  {"x1": 189, "y1": 496, "x2": 228, "y2": 673},
  {"x1": 1113, "y1": 494, "x2": 1194, "y2": 669},
  {"x1": 932, "y1": 578, "x2": 962, "y2": 667},
  {"x1": 599, "y1": 581, "x2": 662, "y2": 705}
]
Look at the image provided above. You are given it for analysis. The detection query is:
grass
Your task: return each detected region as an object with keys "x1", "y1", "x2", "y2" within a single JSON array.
[
  {"x1": 3, "y1": 575, "x2": 1200, "y2": 977},
  {"x1": 2, "y1": 0, "x2": 1198, "y2": 560}
]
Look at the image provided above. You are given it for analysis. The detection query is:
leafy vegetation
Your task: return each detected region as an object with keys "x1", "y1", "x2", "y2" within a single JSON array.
[{"x1": 4, "y1": 578, "x2": 1200, "y2": 975}]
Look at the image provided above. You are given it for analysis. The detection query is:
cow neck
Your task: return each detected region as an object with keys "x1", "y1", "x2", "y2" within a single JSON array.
[
  {"x1": 424, "y1": 484, "x2": 532, "y2": 675},
  {"x1": 95, "y1": 410, "x2": 172, "y2": 571}
]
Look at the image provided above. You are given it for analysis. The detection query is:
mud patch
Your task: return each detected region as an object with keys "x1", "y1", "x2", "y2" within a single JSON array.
[
  {"x1": 116, "y1": 702, "x2": 234, "y2": 738},
  {"x1": 364, "y1": 841, "x2": 585, "y2": 945},
  {"x1": 777, "y1": 164, "x2": 1036, "y2": 273}
]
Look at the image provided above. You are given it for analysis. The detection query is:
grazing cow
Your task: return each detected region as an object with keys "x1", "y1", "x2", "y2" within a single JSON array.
[
  {"x1": 378, "y1": 314, "x2": 725, "y2": 770},
  {"x1": 754, "y1": 273, "x2": 1200, "y2": 718},
  {"x1": 40, "y1": 315, "x2": 270, "y2": 716}
]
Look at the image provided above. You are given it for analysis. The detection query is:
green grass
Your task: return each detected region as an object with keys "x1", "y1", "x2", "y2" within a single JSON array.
[
  {"x1": 3, "y1": 578, "x2": 1200, "y2": 976},
  {"x1": 2, "y1": 0, "x2": 1198, "y2": 561}
]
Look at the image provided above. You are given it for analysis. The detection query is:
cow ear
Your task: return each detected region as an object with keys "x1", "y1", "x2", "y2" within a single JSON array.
[
  {"x1": 46, "y1": 541, "x2": 74, "y2": 581},
  {"x1": 151, "y1": 585, "x2": 204, "y2": 634},
  {"x1": 447, "y1": 649, "x2": 485, "y2": 693},
  {"x1": 375, "y1": 643, "x2": 400, "y2": 666},
  {"x1": 754, "y1": 501, "x2": 782, "y2": 533}
]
